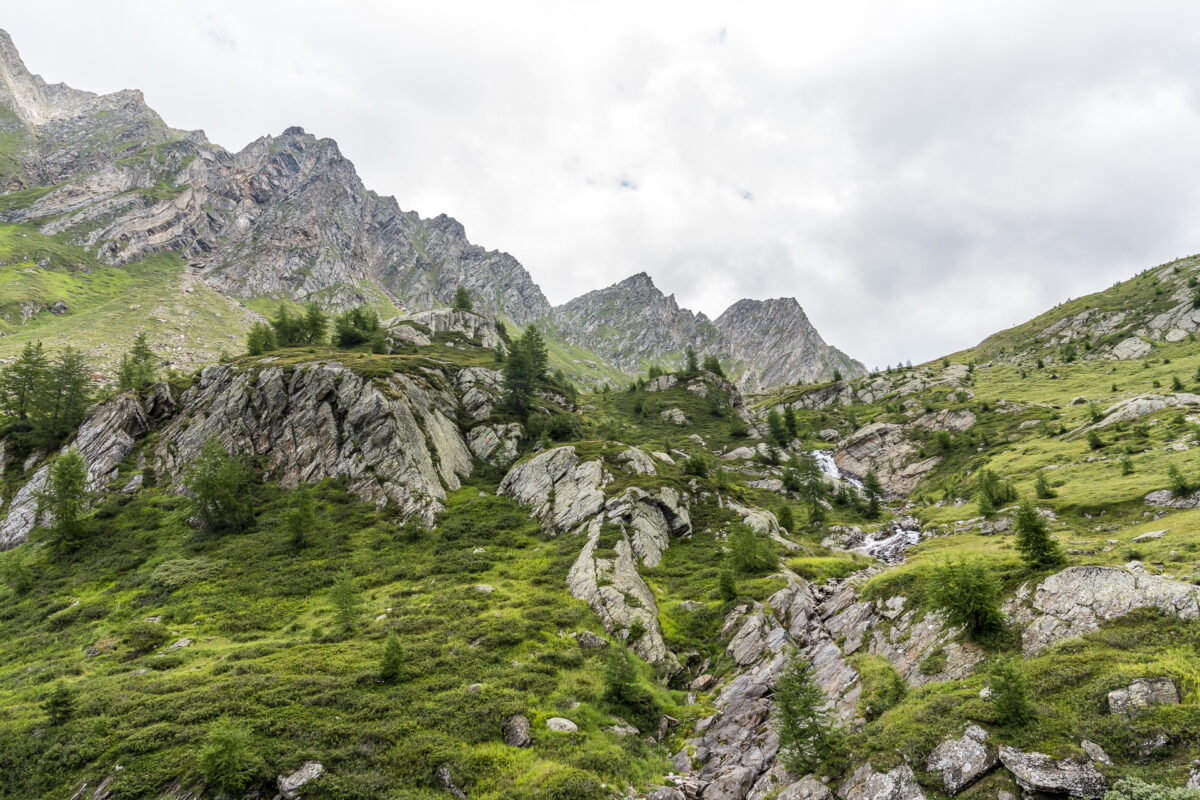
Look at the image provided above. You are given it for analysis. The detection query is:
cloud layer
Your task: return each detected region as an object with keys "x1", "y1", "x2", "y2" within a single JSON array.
[{"x1": 8, "y1": 1, "x2": 1200, "y2": 367}]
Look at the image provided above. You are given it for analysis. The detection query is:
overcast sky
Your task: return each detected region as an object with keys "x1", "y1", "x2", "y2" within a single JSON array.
[{"x1": 7, "y1": 2, "x2": 1200, "y2": 367}]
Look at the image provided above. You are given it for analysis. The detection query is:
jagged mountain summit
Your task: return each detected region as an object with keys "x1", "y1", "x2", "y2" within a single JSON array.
[
  {"x1": 549, "y1": 272, "x2": 864, "y2": 388},
  {"x1": 0, "y1": 28, "x2": 860, "y2": 388}
]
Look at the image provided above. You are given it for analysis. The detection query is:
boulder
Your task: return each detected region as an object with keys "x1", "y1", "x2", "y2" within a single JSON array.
[
  {"x1": 277, "y1": 760, "x2": 324, "y2": 799},
  {"x1": 647, "y1": 788, "x2": 686, "y2": 800},
  {"x1": 838, "y1": 764, "x2": 926, "y2": 800},
  {"x1": 704, "y1": 766, "x2": 757, "y2": 800},
  {"x1": 617, "y1": 447, "x2": 657, "y2": 475},
  {"x1": 1112, "y1": 336, "x2": 1152, "y2": 360},
  {"x1": 779, "y1": 776, "x2": 835, "y2": 800},
  {"x1": 926, "y1": 725, "x2": 998, "y2": 794},
  {"x1": 998, "y1": 746, "x2": 1106, "y2": 798},
  {"x1": 503, "y1": 714, "x2": 532, "y2": 747},
  {"x1": 575, "y1": 631, "x2": 609, "y2": 650},
  {"x1": 661, "y1": 407, "x2": 688, "y2": 425},
  {"x1": 1107, "y1": 677, "x2": 1180, "y2": 716},
  {"x1": 545, "y1": 717, "x2": 578, "y2": 733}
]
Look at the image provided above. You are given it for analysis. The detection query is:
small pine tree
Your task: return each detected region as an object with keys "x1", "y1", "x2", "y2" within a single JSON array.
[
  {"x1": 1033, "y1": 471, "x2": 1056, "y2": 499},
  {"x1": 775, "y1": 655, "x2": 844, "y2": 775},
  {"x1": 832, "y1": 369, "x2": 843, "y2": 382},
  {"x1": 330, "y1": 570, "x2": 361, "y2": 630},
  {"x1": 302, "y1": 302, "x2": 328, "y2": 344},
  {"x1": 928, "y1": 560, "x2": 1005, "y2": 641},
  {"x1": 602, "y1": 649, "x2": 660, "y2": 731},
  {"x1": 38, "y1": 448, "x2": 90, "y2": 552},
  {"x1": 989, "y1": 659, "x2": 1034, "y2": 728},
  {"x1": 285, "y1": 488, "x2": 314, "y2": 550},
  {"x1": 777, "y1": 504, "x2": 795, "y2": 533},
  {"x1": 767, "y1": 409, "x2": 790, "y2": 447},
  {"x1": 863, "y1": 470, "x2": 883, "y2": 519},
  {"x1": 1168, "y1": 463, "x2": 1191, "y2": 496},
  {"x1": 185, "y1": 438, "x2": 256, "y2": 533},
  {"x1": 684, "y1": 345, "x2": 698, "y2": 376},
  {"x1": 117, "y1": 331, "x2": 157, "y2": 390},
  {"x1": 453, "y1": 285, "x2": 473, "y2": 312},
  {"x1": 1086, "y1": 430, "x2": 1104, "y2": 451},
  {"x1": 380, "y1": 632, "x2": 405, "y2": 683},
  {"x1": 783, "y1": 405, "x2": 799, "y2": 438},
  {"x1": 702, "y1": 353, "x2": 726, "y2": 378},
  {"x1": 43, "y1": 684, "x2": 74, "y2": 725},
  {"x1": 199, "y1": 717, "x2": 261, "y2": 796},
  {"x1": 718, "y1": 569, "x2": 738, "y2": 601},
  {"x1": 1013, "y1": 499, "x2": 1066, "y2": 570},
  {"x1": 1173, "y1": 375, "x2": 1185, "y2": 392},
  {"x1": 1121, "y1": 455, "x2": 1135, "y2": 476}
]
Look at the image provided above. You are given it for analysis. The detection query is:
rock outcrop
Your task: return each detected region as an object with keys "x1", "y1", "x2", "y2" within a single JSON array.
[
  {"x1": 998, "y1": 746, "x2": 1107, "y2": 799},
  {"x1": 153, "y1": 362, "x2": 475, "y2": 523},
  {"x1": 1006, "y1": 566, "x2": 1200, "y2": 656},
  {"x1": 498, "y1": 446, "x2": 607, "y2": 530},
  {"x1": 926, "y1": 725, "x2": 998, "y2": 795},
  {"x1": 838, "y1": 764, "x2": 926, "y2": 800}
]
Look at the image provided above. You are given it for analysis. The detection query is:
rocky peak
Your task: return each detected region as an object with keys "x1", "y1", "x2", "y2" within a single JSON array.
[{"x1": 715, "y1": 295, "x2": 865, "y2": 387}]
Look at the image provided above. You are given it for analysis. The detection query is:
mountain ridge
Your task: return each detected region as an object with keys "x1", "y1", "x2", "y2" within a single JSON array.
[{"x1": 0, "y1": 30, "x2": 862, "y2": 390}]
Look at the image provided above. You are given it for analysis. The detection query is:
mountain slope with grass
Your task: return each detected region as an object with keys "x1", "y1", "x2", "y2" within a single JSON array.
[{"x1": 2, "y1": 261, "x2": 1200, "y2": 799}]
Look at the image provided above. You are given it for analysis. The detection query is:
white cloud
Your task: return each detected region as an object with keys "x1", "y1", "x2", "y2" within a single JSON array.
[{"x1": 6, "y1": 0, "x2": 1200, "y2": 366}]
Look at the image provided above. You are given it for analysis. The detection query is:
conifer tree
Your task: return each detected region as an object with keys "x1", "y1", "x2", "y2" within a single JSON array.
[
  {"x1": 1013, "y1": 499, "x2": 1066, "y2": 569},
  {"x1": 775, "y1": 655, "x2": 843, "y2": 775},
  {"x1": 0, "y1": 340, "x2": 48, "y2": 421},
  {"x1": 118, "y1": 331, "x2": 157, "y2": 390},
  {"x1": 302, "y1": 302, "x2": 328, "y2": 344},
  {"x1": 380, "y1": 632, "x2": 405, "y2": 683},
  {"x1": 453, "y1": 285, "x2": 473, "y2": 312},
  {"x1": 186, "y1": 438, "x2": 255, "y2": 533},
  {"x1": 684, "y1": 345, "x2": 698, "y2": 376},
  {"x1": 863, "y1": 470, "x2": 883, "y2": 519},
  {"x1": 39, "y1": 448, "x2": 89, "y2": 552}
]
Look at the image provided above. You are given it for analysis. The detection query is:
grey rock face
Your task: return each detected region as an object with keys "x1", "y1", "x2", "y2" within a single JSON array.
[
  {"x1": 837, "y1": 764, "x2": 926, "y2": 800},
  {"x1": 926, "y1": 725, "x2": 998, "y2": 795},
  {"x1": 1006, "y1": 566, "x2": 1200, "y2": 656},
  {"x1": 1107, "y1": 678, "x2": 1180, "y2": 716},
  {"x1": 566, "y1": 517, "x2": 676, "y2": 666},
  {"x1": 998, "y1": 746, "x2": 1107, "y2": 798},
  {"x1": 779, "y1": 776, "x2": 835, "y2": 800},
  {"x1": 386, "y1": 308, "x2": 501, "y2": 349},
  {"x1": 153, "y1": 362, "x2": 474, "y2": 523},
  {"x1": 498, "y1": 446, "x2": 607, "y2": 530},
  {"x1": 467, "y1": 423, "x2": 523, "y2": 467},
  {"x1": 0, "y1": 389, "x2": 152, "y2": 549},
  {"x1": 73, "y1": 391, "x2": 150, "y2": 493},
  {"x1": 715, "y1": 297, "x2": 864, "y2": 389}
]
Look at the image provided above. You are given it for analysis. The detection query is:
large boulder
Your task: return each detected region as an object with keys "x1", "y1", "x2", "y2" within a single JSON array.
[
  {"x1": 926, "y1": 725, "x2": 998, "y2": 794},
  {"x1": 1006, "y1": 566, "x2": 1200, "y2": 656},
  {"x1": 998, "y1": 746, "x2": 1106, "y2": 798},
  {"x1": 499, "y1": 446, "x2": 606, "y2": 530},
  {"x1": 1107, "y1": 678, "x2": 1180, "y2": 717},
  {"x1": 779, "y1": 776, "x2": 835, "y2": 800},
  {"x1": 838, "y1": 764, "x2": 925, "y2": 800}
]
